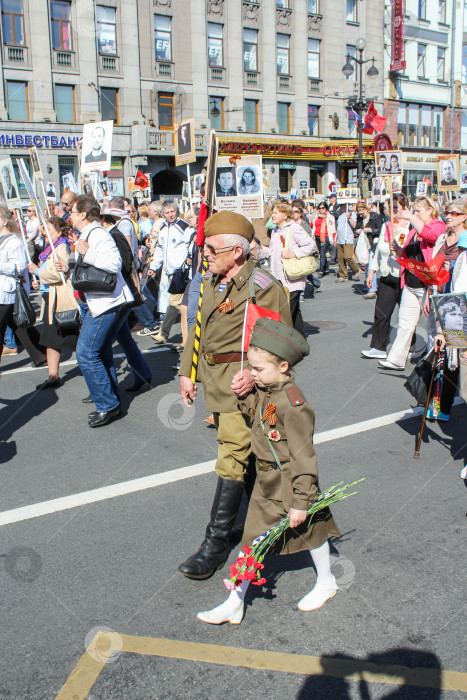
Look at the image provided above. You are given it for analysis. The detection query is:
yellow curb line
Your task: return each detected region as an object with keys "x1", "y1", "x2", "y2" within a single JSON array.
[{"x1": 56, "y1": 631, "x2": 467, "y2": 699}]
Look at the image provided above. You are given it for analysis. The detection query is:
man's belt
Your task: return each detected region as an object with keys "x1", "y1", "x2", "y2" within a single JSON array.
[
  {"x1": 203, "y1": 351, "x2": 248, "y2": 366},
  {"x1": 257, "y1": 459, "x2": 281, "y2": 472}
]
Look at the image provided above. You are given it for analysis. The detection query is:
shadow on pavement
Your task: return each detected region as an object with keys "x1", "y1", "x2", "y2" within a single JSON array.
[{"x1": 297, "y1": 648, "x2": 442, "y2": 699}]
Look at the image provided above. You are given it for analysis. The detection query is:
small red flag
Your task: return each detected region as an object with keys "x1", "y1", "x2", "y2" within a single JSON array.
[
  {"x1": 363, "y1": 101, "x2": 387, "y2": 134},
  {"x1": 396, "y1": 253, "x2": 450, "y2": 286},
  {"x1": 242, "y1": 302, "x2": 280, "y2": 352},
  {"x1": 134, "y1": 170, "x2": 149, "y2": 189},
  {"x1": 423, "y1": 176, "x2": 432, "y2": 186}
]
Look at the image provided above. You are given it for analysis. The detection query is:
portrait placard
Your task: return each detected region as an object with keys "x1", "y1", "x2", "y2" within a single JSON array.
[
  {"x1": 0, "y1": 157, "x2": 21, "y2": 209},
  {"x1": 174, "y1": 118, "x2": 195, "y2": 166},
  {"x1": 437, "y1": 154, "x2": 460, "y2": 192},
  {"x1": 81, "y1": 120, "x2": 113, "y2": 174},
  {"x1": 375, "y1": 150, "x2": 403, "y2": 177},
  {"x1": 29, "y1": 147, "x2": 43, "y2": 180},
  {"x1": 215, "y1": 154, "x2": 263, "y2": 218},
  {"x1": 416, "y1": 182, "x2": 427, "y2": 196},
  {"x1": 432, "y1": 293, "x2": 467, "y2": 347}
]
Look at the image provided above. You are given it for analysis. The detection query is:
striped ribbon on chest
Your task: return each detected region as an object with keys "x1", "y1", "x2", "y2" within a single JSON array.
[{"x1": 191, "y1": 257, "x2": 209, "y2": 383}]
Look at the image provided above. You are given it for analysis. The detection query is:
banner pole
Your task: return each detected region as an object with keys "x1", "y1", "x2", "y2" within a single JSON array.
[
  {"x1": 16, "y1": 209, "x2": 31, "y2": 263},
  {"x1": 187, "y1": 163, "x2": 193, "y2": 212}
]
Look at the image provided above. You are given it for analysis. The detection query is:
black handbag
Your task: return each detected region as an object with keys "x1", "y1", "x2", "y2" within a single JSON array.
[
  {"x1": 404, "y1": 349, "x2": 434, "y2": 405},
  {"x1": 12, "y1": 273, "x2": 36, "y2": 328},
  {"x1": 168, "y1": 265, "x2": 190, "y2": 294},
  {"x1": 72, "y1": 254, "x2": 117, "y2": 294},
  {"x1": 54, "y1": 308, "x2": 81, "y2": 333}
]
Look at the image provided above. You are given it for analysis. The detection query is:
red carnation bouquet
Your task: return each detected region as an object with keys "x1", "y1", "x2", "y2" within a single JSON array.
[{"x1": 224, "y1": 479, "x2": 363, "y2": 591}]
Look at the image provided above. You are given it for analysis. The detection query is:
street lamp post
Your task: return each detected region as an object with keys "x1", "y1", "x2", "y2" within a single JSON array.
[{"x1": 342, "y1": 38, "x2": 379, "y2": 190}]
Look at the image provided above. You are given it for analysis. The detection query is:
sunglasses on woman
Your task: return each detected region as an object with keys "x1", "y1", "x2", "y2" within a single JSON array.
[{"x1": 446, "y1": 210, "x2": 464, "y2": 217}]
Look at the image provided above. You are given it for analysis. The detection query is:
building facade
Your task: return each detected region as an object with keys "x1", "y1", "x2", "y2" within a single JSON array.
[
  {"x1": 0, "y1": 0, "x2": 385, "y2": 201},
  {"x1": 383, "y1": 0, "x2": 465, "y2": 195}
]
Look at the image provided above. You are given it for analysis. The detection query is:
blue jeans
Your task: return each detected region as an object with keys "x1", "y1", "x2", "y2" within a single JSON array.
[
  {"x1": 187, "y1": 270, "x2": 202, "y2": 330},
  {"x1": 4, "y1": 326, "x2": 17, "y2": 349},
  {"x1": 134, "y1": 301, "x2": 156, "y2": 328},
  {"x1": 115, "y1": 317, "x2": 152, "y2": 382},
  {"x1": 316, "y1": 238, "x2": 330, "y2": 273},
  {"x1": 76, "y1": 303, "x2": 129, "y2": 413},
  {"x1": 365, "y1": 251, "x2": 377, "y2": 292}
]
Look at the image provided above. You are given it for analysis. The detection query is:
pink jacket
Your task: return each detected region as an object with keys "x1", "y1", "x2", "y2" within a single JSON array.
[{"x1": 400, "y1": 219, "x2": 446, "y2": 288}]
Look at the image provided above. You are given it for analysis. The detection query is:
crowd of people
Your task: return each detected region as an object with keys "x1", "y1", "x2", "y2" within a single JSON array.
[{"x1": 0, "y1": 180, "x2": 466, "y2": 624}]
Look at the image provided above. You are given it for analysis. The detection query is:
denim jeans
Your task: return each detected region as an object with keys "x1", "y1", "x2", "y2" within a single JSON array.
[
  {"x1": 76, "y1": 303, "x2": 129, "y2": 413},
  {"x1": 4, "y1": 326, "x2": 17, "y2": 349},
  {"x1": 187, "y1": 269, "x2": 202, "y2": 331},
  {"x1": 365, "y1": 251, "x2": 377, "y2": 292},
  {"x1": 115, "y1": 316, "x2": 152, "y2": 383},
  {"x1": 134, "y1": 301, "x2": 156, "y2": 328},
  {"x1": 316, "y1": 237, "x2": 330, "y2": 273}
]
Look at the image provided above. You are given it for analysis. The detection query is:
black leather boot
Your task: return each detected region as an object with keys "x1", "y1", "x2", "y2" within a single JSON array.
[{"x1": 178, "y1": 477, "x2": 245, "y2": 579}]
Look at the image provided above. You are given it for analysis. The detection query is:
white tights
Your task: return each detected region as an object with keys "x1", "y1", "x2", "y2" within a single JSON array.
[{"x1": 227, "y1": 540, "x2": 333, "y2": 608}]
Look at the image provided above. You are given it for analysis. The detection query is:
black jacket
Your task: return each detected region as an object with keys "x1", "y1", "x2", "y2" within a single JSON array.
[
  {"x1": 355, "y1": 212, "x2": 382, "y2": 249},
  {"x1": 109, "y1": 225, "x2": 139, "y2": 301}
]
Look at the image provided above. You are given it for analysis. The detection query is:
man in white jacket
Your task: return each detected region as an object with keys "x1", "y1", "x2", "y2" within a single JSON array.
[
  {"x1": 69, "y1": 195, "x2": 133, "y2": 427},
  {"x1": 148, "y1": 200, "x2": 194, "y2": 344}
]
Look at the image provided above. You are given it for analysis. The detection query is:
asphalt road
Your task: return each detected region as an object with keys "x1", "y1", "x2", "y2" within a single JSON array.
[{"x1": 1, "y1": 273, "x2": 466, "y2": 700}]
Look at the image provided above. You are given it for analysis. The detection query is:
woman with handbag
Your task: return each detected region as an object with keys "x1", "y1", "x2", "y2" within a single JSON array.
[
  {"x1": 262, "y1": 200, "x2": 316, "y2": 337},
  {"x1": 0, "y1": 207, "x2": 47, "y2": 368},
  {"x1": 355, "y1": 203, "x2": 382, "y2": 299},
  {"x1": 69, "y1": 195, "x2": 134, "y2": 428},
  {"x1": 27, "y1": 217, "x2": 79, "y2": 389}
]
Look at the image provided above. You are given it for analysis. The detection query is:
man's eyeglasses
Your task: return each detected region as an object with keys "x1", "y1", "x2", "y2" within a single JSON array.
[{"x1": 204, "y1": 244, "x2": 236, "y2": 256}]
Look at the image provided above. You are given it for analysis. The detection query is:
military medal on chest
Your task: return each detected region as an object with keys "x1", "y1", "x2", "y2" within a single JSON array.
[
  {"x1": 261, "y1": 402, "x2": 281, "y2": 441},
  {"x1": 217, "y1": 298, "x2": 234, "y2": 313}
]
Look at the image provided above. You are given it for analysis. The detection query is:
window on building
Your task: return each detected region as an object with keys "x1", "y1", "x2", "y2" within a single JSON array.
[
  {"x1": 348, "y1": 109, "x2": 357, "y2": 137},
  {"x1": 55, "y1": 84, "x2": 75, "y2": 122},
  {"x1": 209, "y1": 96, "x2": 224, "y2": 129},
  {"x1": 418, "y1": 0, "x2": 426, "y2": 18},
  {"x1": 58, "y1": 156, "x2": 77, "y2": 195},
  {"x1": 464, "y1": 0, "x2": 467, "y2": 30},
  {"x1": 307, "y1": 39, "x2": 319, "y2": 78},
  {"x1": 277, "y1": 102, "x2": 290, "y2": 134},
  {"x1": 243, "y1": 28, "x2": 258, "y2": 71},
  {"x1": 346, "y1": 0, "x2": 357, "y2": 22},
  {"x1": 1, "y1": 0, "x2": 24, "y2": 45},
  {"x1": 345, "y1": 44, "x2": 356, "y2": 80},
  {"x1": 51, "y1": 1, "x2": 72, "y2": 50},
  {"x1": 308, "y1": 105, "x2": 319, "y2": 135},
  {"x1": 308, "y1": 0, "x2": 319, "y2": 12},
  {"x1": 437, "y1": 47, "x2": 445, "y2": 80},
  {"x1": 398, "y1": 102, "x2": 444, "y2": 148},
  {"x1": 461, "y1": 111, "x2": 467, "y2": 150},
  {"x1": 244, "y1": 99, "x2": 258, "y2": 132},
  {"x1": 100, "y1": 86, "x2": 118, "y2": 122},
  {"x1": 207, "y1": 22, "x2": 223, "y2": 67},
  {"x1": 158, "y1": 91, "x2": 173, "y2": 129},
  {"x1": 397, "y1": 102, "x2": 407, "y2": 145},
  {"x1": 417, "y1": 44, "x2": 426, "y2": 77},
  {"x1": 6, "y1": 80, "x2": 28, "y2": 119},
  {"x1": 154, "y1": 15, "x2": 171, "y2": 61},
  {"x1": 438, "y1": 0, "x2": 446, "y2": 22},
  {"x1": 463, "y1": 44, "x2": 467, "y2": 83},
  {"x1": 96, "y1": 6, "x2": 116, "y2": 55},
  {"x1": 276, "y1": 0, "x2": 288, "y2": 6},
  {"x1": 277, "y1": 34, "x2": 290, "y2": 74}
]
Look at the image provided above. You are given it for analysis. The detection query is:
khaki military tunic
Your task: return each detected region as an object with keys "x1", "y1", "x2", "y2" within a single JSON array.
[
  {"x1": 240, "y1": 378, "x2": 341, "y2": 554},
  {"x1": 179, "y1": 257, "x2": 292, "y2": 413}
]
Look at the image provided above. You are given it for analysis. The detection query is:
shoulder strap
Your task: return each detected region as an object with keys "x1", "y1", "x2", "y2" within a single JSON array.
[
  {"x1": 249, "y1": 267, "x2": 275, "y2": 303},
  {"x1": 286, "y1": 385, "x2": 305, "y2": 406},
  {"x1": 0, "y1": 234, "x2": 15, "y2": 253}
]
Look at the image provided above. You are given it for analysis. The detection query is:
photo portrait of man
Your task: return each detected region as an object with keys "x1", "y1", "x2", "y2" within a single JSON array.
[
  {"x1": 372, "y1": 178, "x2": 381, "y2": 197},
  {"x1": 84, "y1": 125, "x2": 107, "y2": 164},
  {"x1": 378, "y1": 153, "x2": 389, "y2": 174},
  {"x1": 216, "y1": 167, "x2": 237, "y2": 197},
  {"x1": 237, "y1": 166, "x2": 260, "y2": 195},
  {"x1": 439, "y1": 159, "x2": 458, "y2": 187},
  {"x1": 30, "y1": 149, "x2": 41, "y2": 177},
  {"x1": 416, "y1": 182, "x2": 427, "y2": 196},
  {"x1": 177, "y1": 123, "x2": 192, "y2": 156},
  {"x1": 1, "y1": 165, "x2": 18, "y2": 200}
]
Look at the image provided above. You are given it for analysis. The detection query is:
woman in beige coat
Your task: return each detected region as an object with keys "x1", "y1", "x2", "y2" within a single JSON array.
[{"x1": 28, "y1": 217, "x2": 79, "y2": 389}]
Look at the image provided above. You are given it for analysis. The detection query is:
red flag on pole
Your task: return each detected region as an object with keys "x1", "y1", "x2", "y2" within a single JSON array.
[
  {"x1": 423, "y1": 176, "x2": 432, "y2": 186},
  {"x1": 363, "y1": 101, "x2": 387, "y2": 134},
  {"x1": 134, "y1": 170, "x2": 149, "y2": 189},
  {"x1": 242, "y1": 302, "x2": 280, "y2": 352}
]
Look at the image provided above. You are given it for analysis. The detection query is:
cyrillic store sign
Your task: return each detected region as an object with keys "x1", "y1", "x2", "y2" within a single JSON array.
[{"x1": 0, "y1": 133, "x2": 78, "y2": 148}]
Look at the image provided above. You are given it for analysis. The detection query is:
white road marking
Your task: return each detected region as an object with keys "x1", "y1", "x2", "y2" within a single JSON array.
[
  {"x1": 0, "y1": 345, "x2": 171, "y2": 375},
  {"x1": 1, "y1": 402, "x2": 454, "y2": 528}
]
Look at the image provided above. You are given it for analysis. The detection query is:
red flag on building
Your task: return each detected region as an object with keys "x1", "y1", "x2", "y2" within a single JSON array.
[
  {"x1": 134, "y1": 170, "x2": 149, "y2": 189},
  {"x1": 396, "y1": 253, "x2": 450, "y2": 286},
  {"x1": 363, "y1": 101, "x2": 387, "y2": 134}
]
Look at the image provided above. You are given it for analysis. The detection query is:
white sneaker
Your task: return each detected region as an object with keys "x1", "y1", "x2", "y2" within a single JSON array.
[
  {"x1": 378, "y1": 359, "x2": 405, "y2": 371},
  {"x1": 361, "y1": 348, "x2": 387, "y2": 359},
  {"x1": 197, "y1": 600, "x2": 244, "y2": 625},
  {"x1": 460, "y1": 465, "x2": 467, "y2": 480},
  {"x1": 297, "y1": 577, "x2": 338, "y2": 612}
]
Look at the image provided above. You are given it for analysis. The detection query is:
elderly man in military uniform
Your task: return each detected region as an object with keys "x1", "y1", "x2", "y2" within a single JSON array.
[{"x1": 178, "y1": 211, "x2": 292, "y2": 579}]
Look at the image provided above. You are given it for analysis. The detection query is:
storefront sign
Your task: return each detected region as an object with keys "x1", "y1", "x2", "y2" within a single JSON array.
[
  {"x1": 402, "y1": 152, "x2": 438, "y2": 171},
  {"x1": 280, "y1": 162, "x2": 296, "y2": 169},
  {"x1": 0, "y1": 133, "x2": 79, "y2": 149},
  {"x1": 390, "y1": 0, "x2": 406, "y2": 72},
  {"x1": 218, "y1": 139, "x2": 374, "y2": 161}
]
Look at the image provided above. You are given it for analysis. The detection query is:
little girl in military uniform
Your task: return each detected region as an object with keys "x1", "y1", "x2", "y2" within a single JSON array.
[{"x1": 197, "y1": 317, "x2": 341, "y2": 625}]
